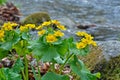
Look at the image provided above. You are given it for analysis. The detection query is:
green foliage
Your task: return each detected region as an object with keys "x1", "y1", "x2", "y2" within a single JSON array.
[
  {"x1": 70, "y1": 55, "x2": 100, "y2": 80},
  {"x1": 93, "y1": 55, "x2": 120, "y2": 80},
  {"x1": 0, "y1": 0, "x2": 7, "y2": 5},
  {"x1": 41, "y1": 72, "x2": 69, "y2": 80},
  {"x1": 0, "y1": 58, "x2": 23, "y2": 80},
  {"x1": 0, "y1": 20, "x2": 100, "y2": 80},
  {"x1": 0, "y1": 48, "x2": 9, "y2": 59}
]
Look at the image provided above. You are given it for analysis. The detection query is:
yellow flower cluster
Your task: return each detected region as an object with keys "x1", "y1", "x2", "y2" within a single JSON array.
[
  {"x1": 36, "y1": 20, "x2": 66, "y2": 30},
  {"x1": 45, "y1": 30, "x2": 64, "y2": 43},
  {"x1": 51, "y1": 20, "x2": 66, "y2": 30},
  {"x1": 76, "y1": 31, "x2": 97, "y2": 49},
  {"x1": 54, "y1": 30, "x2": 64, "y2": 37},
  {"x1": 2, "y1": 22, "x2": 18, "y2": 31},
  {"x1": 25, "y1": 24, "x2": 35, "y2": 29},
  {"x1": 38, "y1": 29, "x2": 46, "y2": 36},
  {"x1": 46, "y1": 34, "x2": 57, "y2": 43},
  {"x1": 20, "y1": 24, "x2": 35, "y2": 32},
  {"x1": 0, "y1": 30, "x2": 4, "y2": 41}
]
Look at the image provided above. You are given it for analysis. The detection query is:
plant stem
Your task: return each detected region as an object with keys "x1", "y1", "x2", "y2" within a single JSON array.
[
  {"x1": 59, "y1": 53, "x2": 74, "y2": 74},
  {"x1": 36, "y1": 60, "x2": 41, "y2": 80},
  {"x1": 21, "y1": 69, "x2": 26, "y2": 80},
  {"x1": 24, "y1": 55, "x2": 28, "y2": 80}
]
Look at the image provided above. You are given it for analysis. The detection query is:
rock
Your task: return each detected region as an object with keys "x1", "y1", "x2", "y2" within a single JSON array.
[
  {"x1": 87, "y1": 26, "x2": 120, "y2": 41},
  {"x1": 56, "y1": 17, "x2": 76, "y2": 29},
  {"x1": 97, "y1": 41, "x2": 120, "y2": 61},
  {"x1": 77, "y1": 24, "x2": 96, "y2": 29},
  {"x1": 22, "y1": 12, "x2": 51, "y2": 25}
]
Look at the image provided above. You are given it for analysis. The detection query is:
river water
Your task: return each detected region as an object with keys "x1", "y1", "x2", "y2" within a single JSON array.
[{"x1": 9, "y1": 0, "x2": 120, "y2": 41}]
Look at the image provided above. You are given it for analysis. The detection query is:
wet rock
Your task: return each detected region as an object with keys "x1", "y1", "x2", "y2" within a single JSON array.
[
  {"x1": 87, "y1": 26, "x2": 120, "y2": 41},
  {"x1": 97, "y1": 40, "x2": 120, "y2": 61},
  {"x1": 56, "y1": 17, "x2": 76, "y2": 29},
  {"x1": 77, "y1": 24, "x2": 96, "y2": 29}
]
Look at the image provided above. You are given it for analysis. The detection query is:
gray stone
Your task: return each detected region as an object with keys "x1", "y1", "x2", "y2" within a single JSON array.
[
  {"x1": 87, "y1": 26, "x2": 120, "y2": 41},
  {"x1": 97, "y1": 40, "x2": 120, "y2": 61},
  {"x1": 56, "y1": 17, "x2": 77, "y2": 29}
]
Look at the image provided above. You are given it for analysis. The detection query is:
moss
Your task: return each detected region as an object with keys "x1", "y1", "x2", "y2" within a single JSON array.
[
  {"x1": 22, "y1": 12, "x2": 51, "y2": 25},
  {"x1": 78, "y1": 46, "x2": 103, "y2": 71},
  {"x1": 92, "y1": 55, "x2": 120, "y2": 80}
]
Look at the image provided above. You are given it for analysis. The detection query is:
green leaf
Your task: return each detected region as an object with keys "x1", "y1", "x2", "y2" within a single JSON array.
[
  {"x1": 12, "y1": 58, "x2": 24, "y2": 73},
  {"x1": 54, "y1": 56, "x2": 65, "y2": 64},
  {"x1": 0, "y1": 0, "x2": 7, "y2": 5},
  {"x1": 11, "y1": 31, "x2": 20, "y2": 44},
  {"x1": 56, "y1": 40, "x2": 68, "y2": 57},
  {"x1": 0, "y1": 68, "x2": 22, "y2": 80},
  {"x1": 41, "y1": 72, "x2": 69, "y2": 80},
  {"x1": 31, "y1": 40, "x2": 60, "y2": 62},
  {"x1": 13, "y1": 40, "x2": 30, "y2": 56},
  {"x1": 1, "y1": 31, "x2": 20, "y2": 50},
  {"x1": 41, "y1": 46, "x2": 59, "y2": 62},
  {"x1": 70, "y1": 55, "x2": 99, "y2": 80},
  {"x1": 1, "y1": 42, "x2": 12, "y2": 50},
  {"x1": 31, "y1": 65, "x2": 39, "y2": 80},
  {"x1": 21, "y1": 32, "x2": 30, "y2": 40},
  {"x1": 0, "y1": 48, "x2": 9, "y2": 59}
]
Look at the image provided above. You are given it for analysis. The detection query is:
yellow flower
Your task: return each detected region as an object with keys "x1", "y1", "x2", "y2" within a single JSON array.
[
  {"x1": 2, "y1": 22, "x2": 18, "y2": 31},
  {"x1": 38, "y1": 30, "x2": 46, "y2": 36},
  {"x1": 0, "y1": 30, "x2": 4, "y2": 39},
  {"x1": 54, "y1": 30, "x2": 64, "y2": 37},
  {"x1": 81, "y1": 38, "x2": 89, "y2": 44},
  {"x1": 89, "y1": 41, "x2": 97, "y2": 46},
  {"x1": 57, "y1": 25, "x2": 66, "y2": 30},
  {"x1": 46, "y1": 34, "x2": 57, "y2": 43},
  {"x1": 20, "y1": 26, "x2": 28, "y2": 32},
  {"x1": 25, "y1": 24, "x2": 36, "y2": 29},
  {"x1": 11, "y1": 22, "x2": 18, "y2": 27},
  {"x1": 36, "y1": 25, "x2": 43, "y2": 30},
  {"x1": 76, "y1": 42, "x2": 87, "y2": 49},
  {"x1": 2, "y1": 22, "x2": 13, "y2": 31},
  {"x1": 42, "y1": 21, "x2": 51, "y2": 26},
  {"x1": 85, "y1": 34, "x2": 93, "y2": 40},
  {"x1": 76, "y1": 31, "x2": 87, "y2": 36},
  {"x1": 51, "y1": 20, "x2": 60, "y2": 25}
]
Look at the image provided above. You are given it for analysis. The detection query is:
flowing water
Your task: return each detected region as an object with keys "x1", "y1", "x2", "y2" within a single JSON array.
[{"x1": 9, "y1": 0, "x2": 120, "y2": 41}]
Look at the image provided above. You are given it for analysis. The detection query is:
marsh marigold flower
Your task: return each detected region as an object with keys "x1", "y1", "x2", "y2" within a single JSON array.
[
  {"x1": 25, "y1": 24, "x2": 35, "y2": 29},
  {"x1": 0, "y1": 30, "x2": 4, "y2": 41},
  {"x1": 38, "y1": 30, "x2": 46, "y2": 36},
  {"x1": 76, "y1": 31, "x2": 97, "y2": 48},
  {"x1": 76, "y1": 31, "x2": 87, "y2": 36},
  {"x1": 51, "y1": 20, "x2": 60, "y2": 25},
  {"x1": 42, "y1": 21, "x2": 51, "y2": 27},
  {"x1": 20, "y1": 26, "x2": 28, "y2": 32},
  {"x1": 46, "y1": 34, "x2": 57, "y2": 43},
  {"x1": 76, "y1": 42, "x2": 87, "y2": 49},
  {"x1": 57, "y1": 25, "x2": 66, "y2": 30},
  {"x1": 54, "y1": 30, "x2": 64, "y2": 37},
  {"x1": 36, "y1": 25, "x2": 43, "y2": 30},
  {"x1": 2, "y1": 22, "x2": 18, "y2": 31}
]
